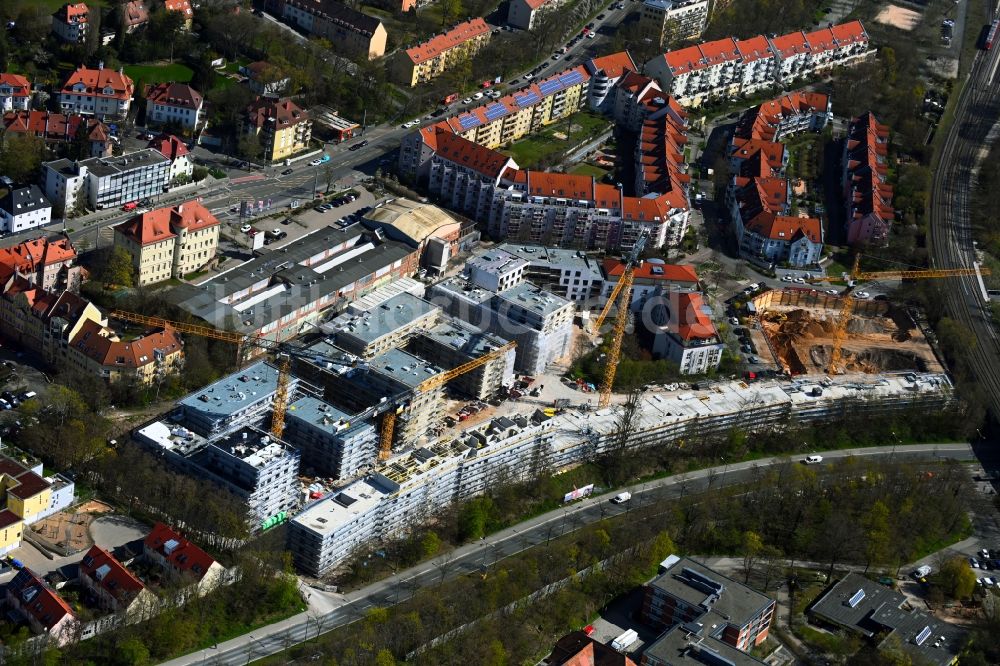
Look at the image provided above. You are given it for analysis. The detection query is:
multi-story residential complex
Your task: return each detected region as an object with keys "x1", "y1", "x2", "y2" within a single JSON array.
[
  {"x1": 143, "y1": 523, "x2": 227, "y2": 596},
  {"x1": 6, "y1": 568, "x2": 77, "y2": 645},
  {"x1": 399, "y1": 65, "x2": 591, "y2": 180},
  {"x1": 642, "y1": 624, "x2": 768, "y2": 666},
  {"x1": 639, "y1": 0, "x2": 710, "y2": 46},
  {"x1": 642, "y1": 555, "x2": 776, "y2": 651},
  {"x1": 727, "y1": 92, "x2": 829, "y2": 268},
  {"x1": 244, "y1": 96, "x2": 312, "y2": 163},
  {"x1": 407, "y1": 320, "x2": 515, "y2": 398},
  {"x1": 148, "y1": 133, "x2": 194, "y2": 184},
  {"x1": 584, "y1": 51, "x2": 639, "y2": 112},
  {"x1": 0, "y1": 73, "x2": 31, "y2": 112},
  {"x1": 547, "y1": 631, "x2": 638, "y2": 665},
  {"x1": 843, "y1": 112, "x2": 893, "y2": 246},
  {"x1": 809, "y1": 573, "x2": 964, "y2": 666},
  {"x1": 145, "y1": 82, "x2": 203, "y2": 131},
  {"x1": 163, "y1": 0, "x2": 194, "y2": 28},
  {"x1": 122, "y1": 0, "x2": 149, "y2": 32},
  {"x1": 645, "y1": 290, "x2": 724, "y2": 374},
  {"x1": 136, "y1": 421, "x2": 301, "y2": 526},
  {"x1": 78, "y1": 546, "x2": 157, "y2": 623},
  {"x1": 43, "y1": 148, "x2": 170, "y2": 213},
  {"x1": 173, "y1": 225, "x2": 419, "y2": 344},
  {"x1": 394, "y1": 18, "x2": 492, "y2": 87},
  {"x1": 644, "y1": 21, "x2": 872, "y2": 106},
  {"x1": 275, "y1": 0, "x2": 387, "y2": 59},
  {"x1": 2, "y1": 111, "x2": 113, "y2": 158},
  {"x1": 51, "y1": 2, "x2": 89, "y2": 43},
  {"x1": 113, "y1": 200, "x2": 220, "y2": 286},
  {"x1": 330, "y1": 291, "x2": 440, "y2": 358},
  {"x1": 602, "y1": 258, "x2": 698, "y2": 309},
  {"x1": 284, "y1": 395, "x2": 377, "y2": 480},
  {"x1": 58, "y1": 64, "x2": 135, "y2": 119},
  {"x1": 507, "y1": 0, "x2": 567, "y2": 30},
  {"x1": 429, "y1": 276, "x2": 574, "y2": 374},
  {"x1": 0, "y1": 235, "x2": 82, "y2": 292},
  {"x1": 289, "y1": 372, "x2": 955, "y2": 576},
  {"x1": 492, "y1": 242, "x2": 604, "y2": 302},
  {"x1": 0, "y1": 455, "x2": 75, "y2": 555},
  {"x1": 67, "y1": 319, "x2": 184, "y2": 384},
  {"x1": 0, "y1": 184, "x2": 52, "y2": 234}
]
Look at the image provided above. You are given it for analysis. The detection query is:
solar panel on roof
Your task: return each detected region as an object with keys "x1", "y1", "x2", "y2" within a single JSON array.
[
  {"x1": 538, "y1": 79, "x2": 562, "y2": 96},
  {"x1": 485, "y1": 103, "x2": 507, "y2": 120},
  {"x1": 458, "y1": 114, "x2": 481, "y2": 130},
  {"x1": 515, "y1": 91, "x2": 540, "y2": 107},
  {"x1": 559, "y1": 70, "x2": 583, "y2": 86}
]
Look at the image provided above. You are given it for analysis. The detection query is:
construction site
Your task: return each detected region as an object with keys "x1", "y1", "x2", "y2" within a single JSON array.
[{"x1": 750, "y1": 289, "x2": 944, "y2": 375}]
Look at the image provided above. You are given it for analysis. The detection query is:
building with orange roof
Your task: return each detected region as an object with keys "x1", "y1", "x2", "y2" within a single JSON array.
[
  {"x1": 733, "y1": 91, "x2": 830, "y2": 144},
  {"x1": 602, "y1": 257, "x2": 699, "y2": 309},
  {"x1": 243, "y1": 96, "x2": 311, "y2": 162},
  {"x1": 507, "y1": 0, "x2": 567, "y2": 30},
  {"x1": 163, "y1": 0, "x2": 193, "y2": 28},
  {"x1": 143, "y1": 523, "x2": 227, "y2": 597},
  {"x1": 51, "y1": 2, "x2": 89, "y2": 43},
  {"x1": 145, "y1": 81, "x2": 203, "y2": 131},
  {"x1": 277, "y1": 0, "x2": 387, "y2": 59},
  {"x1": 58, "y1": 63, "x2": 135, "y2": 120},
  {"x1": 639, "y1": 0, "x2": 710, "y2": 48},
  {"x1": 611, "y1": 71, "x2": 664, "y2": 130},
  {"x1": 79, "y1": 545, "x2": 157, "y2": 623},
  {"x1": 644, "y1": 21, "x2": 872, "y2": 106},
  {"x1": 546, "y1": 630, "x2": 639, "y2": 665},
  {"x1": 427, "y1": 128, "x2": 519, "y2": 221},
  {"x1": 393, "y1": 18, "x2": 492, "y2": 87},
  {"x1": 6, "y1": 568, "x2": 77, "y2": 645},
  {"x1": 646, "y1": 290, "x2": 724, "y2": 374},
  {"x1": 122, "y1": 0, "x2": 149, "y2": 32},
  {"x1": 147, "y1": 133, "x2": 193, "y2": 184},
  {"x1": 113, "y1": 199, "x2": 220, "y2": 285},
  {"x1": 2, "y1": 110, "x2": 113, "y2": 158},
  {"x1": 584, "y1": 51, "x2": 638, "y2": 111},
  {"x1": 0, "y1": 73, "x2": 31, "y2": 113},
  {"x1": 68, "y1": 318, "x2": 184, "y2": 384},
  {"x1": 843, "y1": 112, "x2": 893, "y2": 246},
  {"x1": 0, "y1": 235, "x2": 81, "y2": 293}
]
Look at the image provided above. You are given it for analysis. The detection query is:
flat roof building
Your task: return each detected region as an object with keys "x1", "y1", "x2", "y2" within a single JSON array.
[
  {"x1": 284, "y1": 395, "x2": 377, "y2": 480},
  {"x1": 642, "y1": 624, "x2": 768, "y2": 665},
  {"x1": 176, "y1": 360, "x2": 297, "y2": 436},
  {"x1": 492, "y1": 243, "x2": 604, "y2": 303},
  {"x1": 331, "y1": 292, "x2": 441, "y2": 358}
]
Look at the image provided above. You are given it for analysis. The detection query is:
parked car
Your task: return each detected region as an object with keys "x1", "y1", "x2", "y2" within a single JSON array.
[
  {"x1": 240, "y1": 223, "x2": 252, "y2": 233},
  {"x1": 855, "y1": 291, "x2": 871, "y2": 299},
  {"x1": 268, "y1": 229, "x2": 288, "y2": 240},
  {"x1": 803, "y1": 455, "x2": 824, "y2": 464}
]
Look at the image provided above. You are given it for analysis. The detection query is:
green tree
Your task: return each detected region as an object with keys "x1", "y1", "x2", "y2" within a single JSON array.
[
  {"x1": 741, "y1": 530, "x2": 764, "y2": 583},
  {"x1": 102, "y1": 245, "x2": 136, "y2": 287},
  {"x1": 863, "y1": 500, "x2": 891, "y2": 573},
  {"x1": 648, "y1": 530, "x2": 676, "y2": 566},
  {"x1": 458, "y1": 496, "x2": 494, "y2": 541},
  {"x1": 116, "y1": 637, "x2": 151, "y2": 665},
  {"x1": 0, "y1": 133, "x2": 46, "y2": 183},
  {"x1": 935, "y1": 556, "x2": 977, "y2": 599},
  {"x1": 237, "y1": 133, "x2": 263, "y2": 162},
  {"x1": 440, "y1": 0, "x2": 462, "y2": 26},
  {"x1": 420, "y1": 531, "x2": 442, "y2": 559},
  {"x1": 375, "y1": 648, "x2": 396, "y2": 666}
]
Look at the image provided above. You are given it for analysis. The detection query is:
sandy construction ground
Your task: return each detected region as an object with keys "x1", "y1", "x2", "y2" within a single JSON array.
[{"x1": 875, "y1": 4, "x2": 921, "y2": 31}]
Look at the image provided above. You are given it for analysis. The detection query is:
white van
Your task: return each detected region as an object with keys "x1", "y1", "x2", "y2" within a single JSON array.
[
  {"x1": 803, "y1": 455, "x2": 824, "y2": 464},
  {"x1": 612, "y1": 492, "x2": 632, "y2": 504}
]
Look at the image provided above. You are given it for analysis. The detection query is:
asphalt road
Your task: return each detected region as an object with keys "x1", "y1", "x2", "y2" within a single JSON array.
[
  {"x1": 928, "y1": 0, "x2": 1000, "y2": 421},
  {"x1": 160, "y1": 443, "x2": 976, "y2": 665}
]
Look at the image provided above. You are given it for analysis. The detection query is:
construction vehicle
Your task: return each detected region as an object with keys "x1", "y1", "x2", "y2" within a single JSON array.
[
  {"x1": 109, "y1": 310, "x2": 514, "y2": 460},
  {"x1": 591, "y1": 235, "x2": 647, "y2": 409},
  {"x1": 806, "y1": 255, "x2": 989, "y2": 373}
]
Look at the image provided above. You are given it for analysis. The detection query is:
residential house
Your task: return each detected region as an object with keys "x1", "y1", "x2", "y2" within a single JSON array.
[
  {"x1": 68, "y1": 320, "x2": 184, "y2": 384},
  {"x1": 58, "y1": 63, "x2": 135, "y2": 120},
  {"x1": 602, "y1": 258, "x2": 698, "y2": 309},
  {"x1": 147, "y1": 134, "x2": 194, "y2": 185},
  {"x1": 51, "y1": 3, "x2": 89, "y2": 43},
  {"x1": 276, "y1": 0, "x2": 387, "y2": 59},
  {"x1": 163, "y1": 0, "x2": 194, "y2": 28},
  {"x1": 507, "y1": 0, "x2": 567, "y2": 30},
  {"x1": 143, "y1": 523, "x2": 226, "y2": 597},
  {"x1": 0, "y1": 509, "x2": 23, "y2": 556},
  {"x1": 0, "y1": 185, "x2": 52, "y2": 234},
  {"x1": 144, "y1": 82, "x2": 203, "y2": 131},
  {"x1": 843, "y1": 112, "x2": 893, "y2": 246},
  {"x1": 639, "y1": 0, "x2": 710, "y2": 47},
  {"x1": 6, "y1": 568, "x2": 77, "y2": 645},
  {"x1": 122, "y1": 0, "x2": 149, "y2": 32},
  {"x1": 584, "y1": 51, "x2": 639, "y2": 112},
  {"x1": 0, "y1": 73, "x2": 31, "y2": 113},
  {"x1": 2, "y1": 111, "x2": 113, "y2": 158},
  {"x1": 113, "y1": 199, "x2": 220, "y2": 285},
  {"x1": 644, "y1": 290, "x2": 724, "y2": 374},
  {"x1": 0, "y1": 236, "x2": 81, "y2": 293},
  {"x1": 243, "y1": 97, "x2": 312, "y2": 162},
  {"x1": 239, "y1": 62, "x2": 289, "y2": 97},
  {"x1": 78, "y1": 545, "x2": 158, "y2": 623},
  {"x1": 394, "y1": 18, "x2": 492, "y2": 87},
  {"x1": 0, "y1": 455, "x2": 73, "y2": 553}
]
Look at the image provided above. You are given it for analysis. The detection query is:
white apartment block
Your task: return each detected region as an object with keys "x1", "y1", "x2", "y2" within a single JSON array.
[
  {"x1": 491, "y1": 242, "x2": 604, "y2": 303},
  {"x1": 51, "y1": 2, "x2": 88, "y2": 43},
  {"x1": 644, "y1": 20, "x2": 872, "y2": 107},
  {"x1": 507, "y1": 0, "x2": 567, "y2": 30},
  {"x1": 584, "y1": 52, "x2": 640, "y2": 112},
  {"x1": 43, "y1": 149, "x2": 169, "y2": 214},
  {"x1": 0, "y1": 73, "x2": 31, "y2": 113},
  {"x1": 58, "y1": 65, "x2": 134, "y2": 120},
  {"x1": 289, "y1": 372, "x2": 955, "y2": 576},
  {"x1": 144, "y1": 82, "x2": 203, "y2": 131}
]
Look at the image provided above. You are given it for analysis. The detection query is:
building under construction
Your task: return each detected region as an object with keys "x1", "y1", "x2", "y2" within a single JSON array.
[{"x1": 750, "y1": 289, "x2": 943, "y2": 375}]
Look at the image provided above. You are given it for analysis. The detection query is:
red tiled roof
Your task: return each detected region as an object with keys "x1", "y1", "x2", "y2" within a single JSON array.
[
  {"x1": 79, "y1": 545, "x2": 146, "y2": 605},
  {"x1": 147, "y1": 133, "x2": 189, "y2": 160},
  {"x1": 2, "y1": 111, "x2": 109, "y2": 144},
  {"x1": 526, "y1": 171, "x2": 594, "y2": 199},
  {"x1": 245, "y1": 96, "x2": 308, "y2": 130},
  {"x1": 674, "y1": 291, "x2": 718, "y2": 341},
  {"x1": 603, "y1": 258, "x2": 698, "y2": 283},
  {"x1": 586, "y1": 51, "x2": 637, "y2": 79},
  {"x1": 845, "y1": 112, "x2": 893, "y2": 228},
  {"x1": 123, "y1": 0, "x2": 149, "y2": 27},
  {"x1": 54, "y1": 2, "x2": 88, "y2": 22},
  {"x1": 0, "y1": 73, "x2": 30, "y2": 96},
  {"x1": 0, "y1": 237, "x2": 77, "y2": 274},
  {"x1": 664, "y1": 38, "x2": 739, "y2": 75},
  {"x1": 830, "y1": 20, "x2": 867, "y2": 45},
  {"x1": 734, "y1": 36, "x2": 772, "y2": 62},
  {"x1": 163, "y1": 0, "x2": 193, "y2": 16},
  {"x1": 116, "y1": 200, "x2": 218, "y2": 244},
  {"x1": 70, "y1": 320, "x2": 183, "y2": 369},
  {"x1": 769, "y1": 31, "x2": 809, "y2": 58},
  {"x1": 405, "y1": 18, "x2": 490, "y2": 64},
  {"x1": 145, "y1": 82, "x2": 202, "y2": 110},
  {"x1": 548, "y1": 631, "x2": 638, "y2": 666},
  {"x1": 0, "y1": 456, "x2": 51, "y2": 501},
  {"x1": 143, "y1": 522, "x2": 217, "y2": 580},
  {"x1": 746, "y1": 214, "x2": 822, "y2": 243},
  {"x1": 523, "y1": 0, "x2": 550, "y2": 9},
  {"x1": 7, "y1": 568, "x2": 73, "y2": 632},
  {"x1": 734, "y1": 92, "x2": 829, "y2": 142},
  {"x1": 433, "y1": 130, "x2": 514, "y2": 179},
  {"x1": 60, "y1": 66, "x2": 134, "y2": 101}
]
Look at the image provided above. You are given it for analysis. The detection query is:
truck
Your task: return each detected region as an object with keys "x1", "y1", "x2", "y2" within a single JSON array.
[
  {"x1": 612, "y1": 491, "x2": 631, "y2": 504},
  {"x1": 442, "y1": 93, "x2": 459, "y2": 105},
  {"x1": 610, "y1": 629, "x2": 638, "y2": 652}
]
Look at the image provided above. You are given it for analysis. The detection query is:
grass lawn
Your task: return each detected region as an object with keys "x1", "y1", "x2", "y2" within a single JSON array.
[
  {"x1": 123, "y1": 63, "x2": 194, "y2": 84},
  {"x1": 569, "y1": 163, "x2": 609, "y2": 179},
  {"x1": 26, "y1": 0, "x2": 106, "y2": 10},
  {"x1": 502, "y1": 112, "x2": 611, "y2": 168}
]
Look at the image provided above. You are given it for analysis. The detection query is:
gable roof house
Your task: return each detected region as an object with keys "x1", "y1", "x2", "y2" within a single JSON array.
[
  {"x1": 143, "y1": 523, "x2": 227, "y2": 597},
  {"x1": 79, "y1": 545, "x2": 158, "y2": 624},
  {"x1": 6, "y1": 568, "x2": 77, "y2": 645},
  {"x1": 68, "y1": 319, "x2": 184, "y2": 385}
]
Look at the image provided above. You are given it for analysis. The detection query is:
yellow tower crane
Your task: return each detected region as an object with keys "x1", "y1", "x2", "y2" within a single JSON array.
[
  {"x1": 806, "y1": 255, "x2": 990, "y2": 373},
  {"x1": 591, "y1": 235, "x2": 647, "y2": 409}
]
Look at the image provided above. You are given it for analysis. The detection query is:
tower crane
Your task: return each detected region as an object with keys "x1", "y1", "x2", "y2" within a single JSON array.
[
  {"x1": 591, "y1": 234, "x2": 647, "y2": 409},
  {"x1": 109, "y1": 310, "x2": 515, "y2": 460},
  {"x1": 806, "y1": 255, "x2": 990, "y2": 374}
]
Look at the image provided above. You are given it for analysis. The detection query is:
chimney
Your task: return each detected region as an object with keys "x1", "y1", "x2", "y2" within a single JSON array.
[
  {"x1": 98, "y1": 61, "x2": 104, "y2": 70},
  {"x1": 177, "y1": 204, "x2": 184, "y2": 214}
]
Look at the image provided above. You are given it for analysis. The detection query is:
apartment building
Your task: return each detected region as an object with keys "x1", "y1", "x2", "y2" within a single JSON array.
[
  {"x1": 399, "y1": 65, "x2": 590, "y2": 180},
  {"x1": 68, "y1": 319, "x2": 184, "y2": 384},
  {"x1": 51, "y1": 3, "x2": 89, "y2": 43},
  {"x1": 0, "y1": 455, "x2": 74, "y2": 558},
  {"x1": 394, "y1": 18, "x2": 492, "y2": 87},
  {"x1": 507, "y1": 0, "x2": 567, "y2": 30},
  {"x1": 122, "y1": 0, "x2": 149, "y2": 32},
  {"x1": 173, "y1": 226, "x2": 419, "y2": 344},
  {"x1": 0, "y1": 184, "x2": 52, "y2": 234},
  {"x1": 644, "y1": 21, "x2": 872, "y2": 106},
  {"x1": 602, "y1": 258, "x2": 698, "y2": 309},
  {"x1": 331, "y1": 292, "x2": 440, "y2": 358},
  {"x1": 634, "y1": 100, "x2": 690, "y2": 249},
  {"x1": 284, "y1": 395, "x2": 378, "y2": 480},
  {"x1": 492, "y1": 242, "x2": 604, "y2": 302},
  {"x1": 733, "y1": 91, "x2": 832, "y2": 144},
  {"x1": 43, "y1": 148, "x2": 170, "y2": 213},
  {"x1": 584, "y1": 51, "x2": 639, "y2": 112},
  {"x1": 642, "y1": 555, "x2": 776, "y2": 651},
  {"x1": 277, "y1": 0, "x2": 387, "y2": 60},
  {"x1": 0, "y1": 235, "x2": 81, "y2": 293},
  {"x1": 6, "y1": 568, "x2": 77, "y2": 646},
  {"x1": 407, "y1": 320, "x2": 516, "y2": 399},
  {"x1": 145, "y1": 82, "x2": 203, "y2": 131},
  {"x1": 639, "y1": 0, "x2": 710, "y2": 47},
  {"x1": 0, "y1": 73, "x2": 31, "y2": 112},
  {"x1": 58, "y1": 64, "x2": 135, "y2": 120},
  {"x1": 843, "y1": 112, "x2": 893, "y2": 246},
  {"x1": 163, "y1": 0, "x2": 194, "y2": 28},
  {"x1": 424, "y1": 127, "x2": 519, "y2": 222},
  {"x1": 244, "y1": 96, "x2": 312, "y2": 162},
  {"x1": 547, "y1": 631, "x2": 638, "y2": 665},
  {"x1": 288, "y1": 372, "x2": 954, "y2": 576},
  {"x1": 2, "y1": 111, "x2": 113, "y2": 158},
  {"x1": 78, "y1": 546, "x2": 156, "y2": 622},
  {"x1": 429, "y1": 276, "x2": 573, "y2": 374},
  {"x1": 113, "y1": 200, "x2": 220, "y2": 286},
  {"x1": 143, "y1": 523, "x2": 227, "y2": 596},
  {"x1": 239, "y1": 61, "x2": 290, "y2": 97},
  {"x1": 642, "y1": 625, "x2": 768, "y2": 666},
  {"x1": 645, "y1": 290, "x2": 724, "y2": 374}
]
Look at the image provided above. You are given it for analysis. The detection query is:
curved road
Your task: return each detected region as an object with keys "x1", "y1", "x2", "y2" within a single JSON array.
[
  {"x1": 929, "y1": 0, "x2": 1000, "y2": 419},
  {"x1": 161, "y1": 443, "x2": 977, "y2": 665}
]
